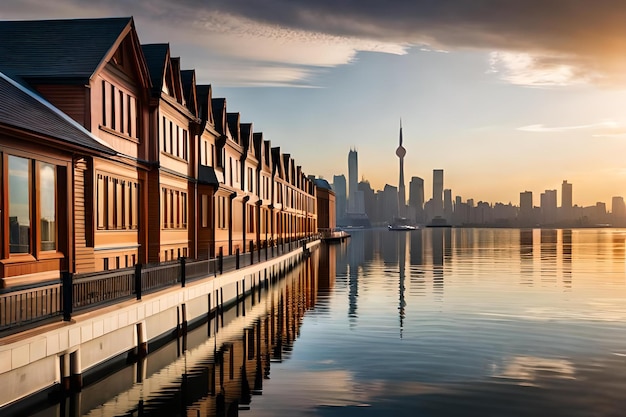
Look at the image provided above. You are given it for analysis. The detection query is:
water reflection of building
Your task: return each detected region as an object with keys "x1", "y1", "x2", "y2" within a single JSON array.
[
  {"x1": 347, "y1": 230, "x2": 365, "y2": 323},
  {"x1": 519, "y1": 229, "x2": 534, "y2": 285},
  {"x1": 55, "y1": 254, "x2": 323, "y2": 417},
  {"x1": 540, "y1": 229, "x2": 558, "y2": 283},
  {"x1": 562, "y1": 229, "x2": 572, "y2": 288}
]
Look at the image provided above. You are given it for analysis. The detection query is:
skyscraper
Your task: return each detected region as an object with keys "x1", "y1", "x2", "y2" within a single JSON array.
[
  {"x1": 443, "y1": 189, "x2": 453, "y2": 221},
  {"x1": 396, "y1": 121, "x2": 406, "y2": 217},
  {"x1": 432, "y1": 169, "x2": 444, "y2": 218},
  {"x1": 519, "y1": 191, "x2": 533, "y2": 225},
  {"x1": 561, "y1": 180, "x2": 572, "y2": 222},
  {"x1": 347, "y1": 149, "x2": 364, "y2": 214},
  {"x1": 541, "y1": 189, "x2": 557, "y2": 225},
  {"x1": 409, "y1": 176, "x2": 424, "y2": 224}
]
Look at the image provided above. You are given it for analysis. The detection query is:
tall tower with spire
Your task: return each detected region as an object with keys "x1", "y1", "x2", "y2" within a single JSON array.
[{"x1": 396, "y1": 120, "x2": 406, "y2": 218}]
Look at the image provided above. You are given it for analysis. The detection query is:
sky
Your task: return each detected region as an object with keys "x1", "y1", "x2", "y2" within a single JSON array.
[{"x1": 4, "y1": 0, "x2": 626, "y2": 207}]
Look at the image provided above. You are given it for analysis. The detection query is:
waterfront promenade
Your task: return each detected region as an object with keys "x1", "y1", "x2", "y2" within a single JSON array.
[{"x1": 0, "y1": 238, "x2": 319, "y2": 412}]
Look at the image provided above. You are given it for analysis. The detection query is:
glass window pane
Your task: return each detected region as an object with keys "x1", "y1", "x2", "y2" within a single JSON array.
[
  {"x1": 9, "y1": 156, "x2": 30, "y2": 253},
  {"x1": 39, "y1": 162, "x2": 56, "y2": 251}
]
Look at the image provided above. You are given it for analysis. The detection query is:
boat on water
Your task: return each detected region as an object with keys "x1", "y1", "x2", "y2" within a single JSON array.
[
  {"x1": 388, "y1": 224, "x2": 418, "y2": 231},
  {"x1": 388, "y1": 217, "x2": 418, "y2": 231}
]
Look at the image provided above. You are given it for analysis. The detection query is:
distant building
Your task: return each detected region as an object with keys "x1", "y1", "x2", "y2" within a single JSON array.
[
  {"x1": 382, "y1": 184, "x2": 399, "y2": 223},
  {"x1": 313, "y1": 178, "x2": 336, "y2": 231},
  {"x1": 612, "y1": 196, "x2": 626, "y2": 226},
  {"x1": 519, "y1": 191, "x2": 534, "y2": 225},
  {"x1": 432, "y1": 169, "x2": 444, "y2": 219},
  {"x1": 408, "y1": 176, "x2": 425, "y2": 224},
  {"x1": 443, "y1": 189, "x2": 453, "y2": 221},
  {"x1": 541, "y1": 189, "x2": 558, "y2": 225},
  {"x1": 359, "y1": 180, "x2": 378, "y2": 225},
  {"x1": 561, "y1": 180, "x2": 572, "y2": 222},
  {"x1": 347, "y1": 149, "x2": 364, "y2": 214}
]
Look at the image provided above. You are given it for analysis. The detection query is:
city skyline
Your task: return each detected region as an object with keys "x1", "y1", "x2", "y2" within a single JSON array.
[{"x1": 4, "y1": 2, "x2": 626, "y2": 206}]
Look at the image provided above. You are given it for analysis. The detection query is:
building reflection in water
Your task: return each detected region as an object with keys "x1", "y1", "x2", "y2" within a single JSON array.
[
  {"x1": 520, "y1": 229, "x2": 534, "y2": 286},
  {"x1": 47, "y1": 228, "x2": 626, "y2": 417},
  {"x1": 409, "y1": 231, "x2": 427, "y2": 296},
  {"x1": 49, "y1": 250, "x2": 328, "y2": 417},
  {"x1": 540, "y1": 229, "x2": 558, "y2": 284},
  {"x1": 347, "y1": 231, "x2": 365, "y2": 325},
  {"x1": 562, "y1": 229, "x2": 572, "y2": 289}
]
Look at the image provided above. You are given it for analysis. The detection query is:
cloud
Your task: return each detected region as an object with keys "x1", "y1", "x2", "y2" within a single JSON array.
[
  {"x1": 518, "y1": 121, "x2": 626, "y2": 137},
  {"x1": 4, "y1": 0, "x2": 626, "y2": 86}
]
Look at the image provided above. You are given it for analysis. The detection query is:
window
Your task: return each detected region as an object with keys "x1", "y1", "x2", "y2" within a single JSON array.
[
  {"x1": 8, "y1": 156, "x2": 31, "y2": 253},
  {"x1": 247, "y1": 167, "x2": 253, "y2": 192},
  {"x1": 217, "y1": 196, "x2": 228, "y2": 229},
  {"x1": 161, "y1": 187, "x2": 187, "y2": 229},
  {"x1": 7, "y1": 156, "x2": 58, "y2": 255},
  {"x1": 96, "y1": 173, "x2": 139, "y2": 230},
  {"x1": 162, "y1": 116, "x2": 167, "y2": 152},
  {"x1": 101, "y1": 80, "x2": 138, "y2": 139},
  {"x1": 248, "y1": 205, "x2": 255, "y2": 233},
  {"x1": 39, "y1": 163, "x2": 56, "y2": 251}
]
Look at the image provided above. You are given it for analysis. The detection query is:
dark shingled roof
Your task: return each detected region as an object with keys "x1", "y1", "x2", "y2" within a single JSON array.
[
  {"x1": 141, "y1": 43, "x2": 169, "y2": 98},
  {"x1": 181, "y1": 70, "x2": 197, "y2": 115},
  {"x1": 227, "y1": 112, "x2": 240, "y2": 143},
  {"x1": 0, "y1": 72, "x2": 115, "y2": 155},
  {"x1": 0, "y1": 17, "x2": 132, "y2": 82},
  {"x1": 211, "y1": 98, "x2": 226, "y2": 134}
]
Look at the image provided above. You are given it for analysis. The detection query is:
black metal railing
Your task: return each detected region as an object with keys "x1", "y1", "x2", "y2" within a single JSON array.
[{"x1": 0, "y1": 235, "x2": 319, "y2": 334}]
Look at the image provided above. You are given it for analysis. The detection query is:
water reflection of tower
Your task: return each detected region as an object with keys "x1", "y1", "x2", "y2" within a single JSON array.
[{"x1": 398, "y1": 231, "x2": 406, "y2": 338}]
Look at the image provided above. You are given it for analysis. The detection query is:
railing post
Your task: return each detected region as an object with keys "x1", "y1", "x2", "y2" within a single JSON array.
[
  {"x1": 219, "y1": 247, "x2": 223, "y2": 274},
  {"x1": 180, "y1": 257, "x2": 186, "y2": 287},
  {"x1": 250, "y1": 240, "x2": 254, "y2": 265},
  {"x1": 135, "y1": 263, "x2": 142, "y2": 300},
  {"x1": 62, "y1": 271, "x2": 73, "y2": 321},
  {"x1": 236, "y1": 248, "x2": 240, "y2": 270}
]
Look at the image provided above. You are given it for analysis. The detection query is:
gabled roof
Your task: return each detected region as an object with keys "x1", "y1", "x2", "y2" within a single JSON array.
[
  {"x1": 227, "y1": 112, "x2": 240, "y2": 144},
  {"x1": 0, "y1": 17, "x2": 133, "y2": 83},
  {"x1": 197, "y1": 85, "x2": 214, "y2": 127},
  {"x1": 282, "y1": 154, "x2": 292, "y2": 183},
  {"x1": 211, "y1": 97, "x2": 226, "y2": 134},
  {"x1": 170, "y1": 57, "x2": 184, "y2": 105},
  {"x1": 181, "y1": 70, "x2": 198, "y2": 116},
  {"x1": 240, "y1": 123, "x2": 253, "y2": 154},
  {"x1": 0, "y1": 72, "x2": 115, "y2": 155},
  {"x1": 253, "y1": 132, "x2": 263, "y2": 163},
  {"x1": 141, "y1": 43, "x2": 169, "y2": 97},
  {"x1": 271, "y1": 147, "x2": 283, "y2": 178}
]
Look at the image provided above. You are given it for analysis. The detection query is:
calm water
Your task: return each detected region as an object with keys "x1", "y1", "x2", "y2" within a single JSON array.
[
  {"x1": 30, "y1": 228, "x2": 626, "y2": 416},
  {"x1": 247, "y1": 228, "x2": 626, "y2": 417}
]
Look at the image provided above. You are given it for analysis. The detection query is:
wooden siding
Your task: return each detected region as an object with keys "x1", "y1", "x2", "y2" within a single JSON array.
[
  {"x1": 35, "y1": 85, "x2": 87, "y2": 127},
  {"x1": 74, "y1": 158, "x2": 96, "y2": 273}
]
